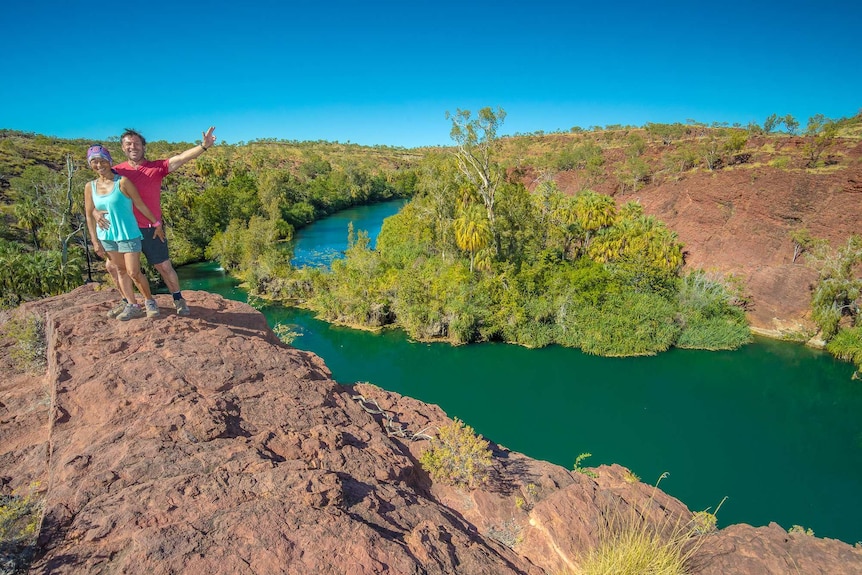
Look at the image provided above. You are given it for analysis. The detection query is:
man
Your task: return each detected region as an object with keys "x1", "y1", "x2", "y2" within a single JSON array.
[{"x1": 100, "y1": 126, "x2": 216, "y2": 317}]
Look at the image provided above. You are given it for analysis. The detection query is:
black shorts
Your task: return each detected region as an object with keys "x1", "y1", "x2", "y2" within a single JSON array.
[{"x1": 140, "y1": 227, "x2": 171, "y2": 266}]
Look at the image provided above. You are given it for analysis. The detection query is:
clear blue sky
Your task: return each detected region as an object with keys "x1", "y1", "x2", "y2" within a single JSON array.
[{"x1": 2, "y1": 0, "x2": 859, "y2": 148}]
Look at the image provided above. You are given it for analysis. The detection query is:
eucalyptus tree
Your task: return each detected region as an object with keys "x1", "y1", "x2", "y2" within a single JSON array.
[
  {"x1": 446, "y1": 107, "x2": 506, "y2": 251},
  {"x1": 804, "y1": 115, "x2": 838, "y2": 167},
  {"x1": 782, "y1": 115, "x2": 799, "y2": 135},
  {"x1": 763, "y1": 114, "x2": 780, "y2": 134},
  {"x1": 413, "y1": 152, "x2": 460, "y2": 259},
  {"x1": 808, "y1": 235, "x2": 862, "y2": 339}
]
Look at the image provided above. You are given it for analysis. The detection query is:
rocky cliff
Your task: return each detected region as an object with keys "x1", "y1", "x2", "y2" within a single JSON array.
[
  {"x1": 546, "y1": 137, "x2": 862, "y2": 336},
  {"x1": 2, "y1": 286, "x2": 860, "y2": 574}
]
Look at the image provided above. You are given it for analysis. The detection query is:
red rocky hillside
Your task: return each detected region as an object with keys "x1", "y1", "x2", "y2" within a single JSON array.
[{"x1": 513, "y1": 129, "x2": 862, "y2": 338}]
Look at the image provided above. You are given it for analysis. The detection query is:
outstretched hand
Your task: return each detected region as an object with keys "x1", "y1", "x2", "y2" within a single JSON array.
[{"x1": 202, "y1": 126, "x2": 217, "y2": 149}]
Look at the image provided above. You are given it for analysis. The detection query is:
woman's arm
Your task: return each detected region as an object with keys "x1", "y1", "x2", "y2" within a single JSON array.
[
  {"x1": 119, "y1": 177, "x2": 159, "y2": 225},
  {"x1": 83, "y1": 182, "x2": 105, "y2": 258}
]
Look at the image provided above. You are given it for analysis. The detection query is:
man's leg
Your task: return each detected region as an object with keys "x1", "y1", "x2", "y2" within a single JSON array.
[
  {"x1": 155, "y1": 260, "x2": 189, "y2": 316},
  {"x1": 153, "y1": 259, "x2": 181, "y2": 293},
  {"x1": 141, "y1": 228, "x2": 190, "y2": 316}
]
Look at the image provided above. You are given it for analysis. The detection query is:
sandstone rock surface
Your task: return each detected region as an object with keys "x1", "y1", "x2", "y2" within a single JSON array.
[{"x1": 1, "y1": 286, "x2": 860, "y2": 574}]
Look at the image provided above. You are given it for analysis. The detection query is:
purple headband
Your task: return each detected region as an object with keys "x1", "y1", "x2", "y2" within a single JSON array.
[{"x1": 87, "y1": 145, "x2": 113, "y2": 165}]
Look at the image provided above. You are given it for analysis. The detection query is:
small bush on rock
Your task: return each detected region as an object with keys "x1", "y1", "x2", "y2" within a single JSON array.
[
  {"x1": 4, "y1": 314, "x2": 47, "y2": 373},
  {"x1": 419, "y1": 418, "x2": 493, "y2": 489},
  {"x1": 0, "y1": 487, "x2": 43, "y2": 573}
]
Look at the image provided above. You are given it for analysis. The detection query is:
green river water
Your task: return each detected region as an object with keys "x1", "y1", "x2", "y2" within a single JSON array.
[{"x1": 176, "y1": 201, "x2": 862, "y2": 544}]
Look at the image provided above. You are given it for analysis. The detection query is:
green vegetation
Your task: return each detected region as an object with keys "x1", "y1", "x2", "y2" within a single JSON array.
[
  {"x1": 419, "y1": 418, "x2": 493, "y2": 488},
  {"x1": 0, "y1": 487, "x2": 43, "y2": 574},
  {"x1": 826, "y1": 327, "x2": 862, "y2": 379},
  {"x1": 0, "y1": 130, "x2": 419, "y2": 307},
  {"x1": 808, "y1": 236, "x2": 862, "y2": 339},
  {"x1": 571, "y1": 475, "x2": 711, "y2": 575},
  {"x1": 276, "y1": 109, "x2": 751, "y2": 357},
  {"x1": 3, "y1": 313, "x2": 47, "y2": 373},
  {"x1": 1, "y1": 111, "x2": 860, "y2": 366},
  {"x1": 799, "y1": 235, "x2": 862, "y2": 376},
  {"x1": 575, "y1": 518, "x2": 700, "y2": 575},
  {"x1": 272, "y1": 322, "x2": 301, "y2": 346},
  {"x1": 789, "y1": 524, "x2": 815, "y2": 536},
  {"x1": 623, "y1": 469, "x2": 640, "y2": 484},
  {"x1": 691, "y1": 497, "x2": 726, "y2": 535},
  {"x1": 573, "y1": 453, "x2": 598, "y2": 478}
]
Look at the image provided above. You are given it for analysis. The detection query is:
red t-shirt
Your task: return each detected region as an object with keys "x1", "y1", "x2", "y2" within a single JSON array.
[{"x1": 113, "y1": 159, "x2": 171, "y2": 227}]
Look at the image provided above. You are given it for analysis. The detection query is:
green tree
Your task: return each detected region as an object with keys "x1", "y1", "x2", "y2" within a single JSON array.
[
  {"x1": 701, "y1": 136, "x2": 722, "y2": 170},
  {"x1": 12, "y1": 197, "x2": 46, "y2": 249},
  {"x1": 447, "y1": 107, "x2": 506, "y2": 249},
  {"x1": 573, "y1": 190, "x2": 616, "y2": 250},
  {"x1": 808, "y1": 236, "x2": 862, "y2": 339},
  {"x1": 615, "y1": 156, "x2": 651, "y2": 192},
  {"x1": 412, "y1": 152, "x2": 459, "y2": 258},
  {"x1": 625, "y1": 133, "x2": 646, "y2": 158},
  {"x1": 790, "y1": 228, "x2": 822, "y2": 263},
  {"x1": 763, "y1": 114, "x2": 780, "y2": 134},
  {"x1": 724, "y1": 130, "x2": 748, "y2": 155},
  {"x1": 783, "y1": 114, "x2": 799, "y2": 135},
  {"x1": 644, "y1": 122, "x2": 686, "y2": 145},
  {"x1": 589, "y1": 206, "x2": 683, "y2": 277},
  {"x1": 803, "y1": 115, "x2": 838, "y2": 167},
  {"x1": 454, "y1": 202, "x2": 492, "y2": 272}
]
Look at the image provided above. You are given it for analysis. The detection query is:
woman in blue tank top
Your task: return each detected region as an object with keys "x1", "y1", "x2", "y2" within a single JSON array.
[{"x1": 84, "y1": 144, "x2": 162, "y2": 321}]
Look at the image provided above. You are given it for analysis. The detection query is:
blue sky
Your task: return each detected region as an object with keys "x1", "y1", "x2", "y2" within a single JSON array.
[{"x1": 1, "y1": 0, "x2": 859, "y2": 148}]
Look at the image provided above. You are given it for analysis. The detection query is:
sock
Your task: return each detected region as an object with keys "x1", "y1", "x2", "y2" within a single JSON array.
[{"x1": 172, "y1": 291, "x2": 184, "y2": 301}]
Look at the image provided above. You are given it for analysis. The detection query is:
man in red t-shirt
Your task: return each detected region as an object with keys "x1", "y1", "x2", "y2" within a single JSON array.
[{"x1": 99, "y1": 126, "x2": 216, "y2": 317}]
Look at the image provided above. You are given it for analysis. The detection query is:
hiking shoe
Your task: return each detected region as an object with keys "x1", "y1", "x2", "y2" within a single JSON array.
[
  {"x1": 144, "y1": 299, "x2": 160, "y2": 318},
  {"x1": 107, "y1": 301, "x2": 127, "y2": 319},
  {"x1": 117, "y1": 303, "x2": 145, "y2": 321},
  {"x1": 174, "y1": 298, "x2": 190, "y2": 316}
]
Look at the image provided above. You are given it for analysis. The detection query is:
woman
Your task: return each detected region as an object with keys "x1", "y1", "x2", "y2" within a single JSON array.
[{"x1": 84, "y1": 144, "x2": 161, "y2": 320}]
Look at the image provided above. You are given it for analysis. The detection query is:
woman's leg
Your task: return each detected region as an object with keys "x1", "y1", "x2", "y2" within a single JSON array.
[
  {"x1": 123, "y1": 251, "x2": 153, "y2": 300},
  {"x1": 106, "y1": 251, "x2": 137, "y2": 304}
]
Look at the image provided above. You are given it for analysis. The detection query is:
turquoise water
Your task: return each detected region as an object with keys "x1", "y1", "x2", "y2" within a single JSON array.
[
  {"x1": 177, "y1": 202, "x2": 862, "y2": 544},
  {"x1": 287, "y1": 200, "x2": 407, "y2": 268}
]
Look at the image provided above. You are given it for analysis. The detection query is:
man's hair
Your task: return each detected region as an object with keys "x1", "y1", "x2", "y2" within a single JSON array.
[{"x1": 121, "y1": 128, "x2": 146, "y2": 147}]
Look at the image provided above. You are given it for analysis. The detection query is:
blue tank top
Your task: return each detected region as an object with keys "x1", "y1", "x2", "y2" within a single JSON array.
[{"x1": 91, "y1": 175, "x2": 142, "y2": 242}]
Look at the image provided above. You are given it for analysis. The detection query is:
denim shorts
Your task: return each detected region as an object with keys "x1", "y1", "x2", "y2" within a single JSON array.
[{"x1": 101, "y1": 237, "x2": 142, "y2": 253}]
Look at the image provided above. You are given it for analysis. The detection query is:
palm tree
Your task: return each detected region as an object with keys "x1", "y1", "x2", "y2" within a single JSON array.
[
  {"x1": 454, "y1": 203, "x2": 491, "y2": 273},
  {"x1": 573, "y1": 190, "x2": 616, "y2": 249},
  {"x1": 13, "y1": 197, "x2": 46, "y2": 249}
]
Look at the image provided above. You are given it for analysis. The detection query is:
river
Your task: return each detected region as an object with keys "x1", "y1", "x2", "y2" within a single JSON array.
[{"x1": 177, "y1": 200, "x2": 862, "y2": 544}]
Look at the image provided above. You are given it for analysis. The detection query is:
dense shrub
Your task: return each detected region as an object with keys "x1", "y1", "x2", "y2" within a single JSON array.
[{"x1": 419, "y1": 419, "x2": 493, "y2": 488}]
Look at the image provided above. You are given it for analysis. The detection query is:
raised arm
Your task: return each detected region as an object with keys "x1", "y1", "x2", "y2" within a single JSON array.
[{"x1": 167, "y1": 126, "x2": 217, "y2": 173}]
